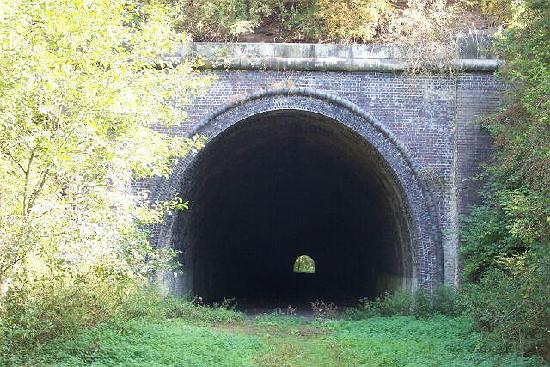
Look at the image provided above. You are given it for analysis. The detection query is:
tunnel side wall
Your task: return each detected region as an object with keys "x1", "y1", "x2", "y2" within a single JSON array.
[{"x1": 139, "y1": 43, "x2": 505, "y2": 292}]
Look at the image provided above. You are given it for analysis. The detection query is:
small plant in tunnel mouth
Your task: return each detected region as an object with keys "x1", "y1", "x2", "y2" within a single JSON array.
[{"x1": 311, "y1": 300, "x2": 338, "y2": 320}]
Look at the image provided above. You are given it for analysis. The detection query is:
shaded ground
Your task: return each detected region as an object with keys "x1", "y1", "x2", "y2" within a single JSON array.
[{"x1": 17, "y1": 312, "x2": 546, "y2": 366}]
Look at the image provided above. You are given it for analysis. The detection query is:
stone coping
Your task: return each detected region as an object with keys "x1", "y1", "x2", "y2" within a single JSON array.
[{"x1": 180, "y1": 40, "x2": 502, "y2": 72}]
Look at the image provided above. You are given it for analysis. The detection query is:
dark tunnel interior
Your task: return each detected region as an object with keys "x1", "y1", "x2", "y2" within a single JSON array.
[{"x1": 174, "y1": 110, "x2": 413, "y2": 308}]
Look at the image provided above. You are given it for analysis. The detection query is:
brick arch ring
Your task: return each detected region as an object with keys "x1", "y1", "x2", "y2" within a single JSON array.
[{"x1": 151, "y1": 88, "x2": 443, "y2": 293}]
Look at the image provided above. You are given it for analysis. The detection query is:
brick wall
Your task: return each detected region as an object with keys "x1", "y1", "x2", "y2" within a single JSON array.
[{"x1": 146, "y1": 67, "x2": 504, "y2": 289}]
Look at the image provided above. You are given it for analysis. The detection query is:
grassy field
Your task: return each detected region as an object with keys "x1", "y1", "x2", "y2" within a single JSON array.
[{"x1": 7, "y1": 304, "x2": 546, "y2": 367}]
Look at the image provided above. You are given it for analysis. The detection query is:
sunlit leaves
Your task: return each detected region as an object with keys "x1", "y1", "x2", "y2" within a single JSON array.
[
  {"x1": 0, "y1": 0, "x2": 209, "y2": 295},
  {"x1": 460, "y1": 1, "x2": 549, "y2": 356}
]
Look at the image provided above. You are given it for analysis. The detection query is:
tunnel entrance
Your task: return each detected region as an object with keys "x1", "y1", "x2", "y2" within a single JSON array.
[{"x1": 175, "y1": 109, "x2": 414, "y2": 308}]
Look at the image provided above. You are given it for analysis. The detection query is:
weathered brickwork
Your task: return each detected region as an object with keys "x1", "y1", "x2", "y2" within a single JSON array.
[
  {"x1": 455, "y1": 75, "x2": 503, "y2": 214},
  {"x1": 143, "y1": 43, "x2": 504, "y2": 294}
]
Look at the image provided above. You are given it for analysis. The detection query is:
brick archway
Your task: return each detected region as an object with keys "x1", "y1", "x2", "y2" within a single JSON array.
[{"x1": 152, "y1": 89, "x2": 442, "y2": 302}]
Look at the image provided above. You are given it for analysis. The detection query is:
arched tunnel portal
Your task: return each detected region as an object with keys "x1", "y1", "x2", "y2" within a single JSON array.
[{"x1": 162, "y1": 92, "x2": 442, "y2": 307}]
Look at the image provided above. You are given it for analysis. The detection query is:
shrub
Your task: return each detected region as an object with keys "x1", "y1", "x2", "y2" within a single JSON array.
[
  {"x1": 0, "y1": 272, "x2": 134, "y2": 357},
  {"x1": 459, "y1": 193, "x2": 523, "y2": 282},
  {"x1": 279, "y1": 1, "x2": 324, "y2": 42},
  {"x1": 175, "y1": 0, "x2": 395, "y2": 43},
  {"x1": 109, "y1": 289, "x2": 244, "y2": 325},
  {"x1": 315, "y1": 0, "x2": 393, "y2": 42},
  {"x1": 0, "y1": 283, "x2": 245, "y2": 362},
  {"x1": 170, "y1": 0, "x2": 283, "y2": 40},
  {"x1": 341, "y1": 300, "x2": 381, "y2": 320},
  {"x1": 375, "y1": 289, "x2": 414, "y2": 316},
  {"x1": 459, "y1": 1, "x2": 549, "y2": 359},
  {"x1": 165, "y1": 299, "x2": 245, "y2": 324},
  {"x1": 311, "y1": 300, "x2": 338, "y2": 320},
  {"x1": 412, "y1": 288, "x2": 432, "y2": 318},
  {"x1": 386, "y1": 0, "x2": 471, "y2": 73},
  {"x1": 343, "y1": 285, "x2": 460, "y2": 320},
  {"x1": 461, "y1": 246, "x2": 550, "y2": 359},
  {"x1": 464, "y1": 0, "x2": 518, "y2": 21},
  {"x1": 432, "y1": 284, "x2": 460, "y2": 316}
]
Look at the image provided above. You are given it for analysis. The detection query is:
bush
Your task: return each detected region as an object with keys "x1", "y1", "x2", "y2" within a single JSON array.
[
  {"x1": 164, "y1": 298, "x2": 245, "y2": 324},
  {"x1": 464, "y1": 0, "x2": 517, "y2": 21},
  {"x1": 459, "y1": 1, "x2": 549, "y2": 360},
  {"x1": 315, "y1": 0, "x2": 393, "y2": 42},
  {"x1": 459, "y1": 193, "x2": 523, "y2": 282},
  {"x1": 311, "y1": 300, "x2": 338, "y2": 320},
  {"x1": 385, "y1": 0, "x2": 469, "y2": 73},
  {"x1": 375, "y1": 289, "x2": 414, "y2": 316},
  {"x1": 171, "y1": 0, "x2": 394, "y2": 43},
  {"x1": 462, "y1": 246, "x2": 550, "y2": 359},
  {"x1": 171, "y1": 0, "x2": 283, "y2": 40},
  {"x1": 0, "y1": 282, "x2": 246, "y2": 363},
  {"x1": 109, "y1": 288, "x2": 244, "y2": 325},
  {"x1": 0, "y1": 273, "x2": 133, "y2": 358},
  {"x1": 432, "y1": 284, "x2": 461, "y2": 316},
  {"x1": 413, "y1": 288, "x2": 432, "y2": 318},
  {"x1": 279, "y1": 1, "x2": 323, "y2": 42},
  {"x1": 342, "y1": 285, "x2": 460, "y2": 320}
]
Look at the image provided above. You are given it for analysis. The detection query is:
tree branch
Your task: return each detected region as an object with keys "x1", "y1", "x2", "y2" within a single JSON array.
[
  {"x1": 0, "y1": 145, "x2": 27, "y2": 175},
  {"x1": 27, "y1": 162, "x2": 54, "y2": 213},
  {"x1": 22, "y1": 147, "x2": 37, "y2": 216}
]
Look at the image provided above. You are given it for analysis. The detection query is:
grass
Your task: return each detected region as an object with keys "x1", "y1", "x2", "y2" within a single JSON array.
[{"x1": 4, "y1": 305, "x2": 547, "y2": 367}]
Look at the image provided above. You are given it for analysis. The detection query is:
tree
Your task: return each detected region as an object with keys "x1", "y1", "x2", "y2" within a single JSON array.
[
  {"x1": 0, "y1": 0, "x2": 209, "y2": 348},
  {"x1": 460, "y1": 0, "x2": 549, "y2": 358}
]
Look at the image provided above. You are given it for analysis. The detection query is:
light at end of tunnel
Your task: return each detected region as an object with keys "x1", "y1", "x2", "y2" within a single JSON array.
[{"x1": 293, "y1": 254, "x2": 316, "y2": 273}]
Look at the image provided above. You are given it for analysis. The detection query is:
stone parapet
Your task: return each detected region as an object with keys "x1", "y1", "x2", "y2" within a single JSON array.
[{"x1": 181, "y1": 37, "x2": 501, "y2": 72}]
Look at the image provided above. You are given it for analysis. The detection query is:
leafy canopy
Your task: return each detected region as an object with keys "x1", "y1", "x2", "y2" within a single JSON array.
[
  {"x1": 0, "y1": 0, "x2": 209, "y2": 349},
  {"x1": 459, "y1": 0, "x2": 549, "y2": 358}
]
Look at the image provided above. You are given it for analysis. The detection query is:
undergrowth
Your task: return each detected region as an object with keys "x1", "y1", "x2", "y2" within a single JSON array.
[
  {"x1": 3, "y1": 291, "x2": 546, "y2": 367},
  {"x1": 342, "y1": 284, "x2": 462, "y2": 320}
]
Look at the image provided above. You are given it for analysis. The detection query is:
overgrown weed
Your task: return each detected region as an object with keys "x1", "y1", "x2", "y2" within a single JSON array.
[{"x1": 341, "y1": 285, "x2": 462, "y2": 320}]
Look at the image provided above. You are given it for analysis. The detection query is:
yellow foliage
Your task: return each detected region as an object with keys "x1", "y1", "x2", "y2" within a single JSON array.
[
  {"x1": 464, "y1": 0, "x2": 522, "y2": 22},
  {"x1": 495, "y1": 253, "x2": 527, "y2": 276},
  {"x1": 316, "y1": 0, "x2": 394, "y2": 42},
  {"x1": 386, "y1": 0, "x2": 467, "y2": 73}
]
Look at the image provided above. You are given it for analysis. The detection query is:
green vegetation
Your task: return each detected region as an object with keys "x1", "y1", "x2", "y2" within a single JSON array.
[
  {"x1": 0, "y1": 0, "x2": 548, "y2": 365},
  {"x1": 459, "y1": 0, "x2": 550, "y2": 360},
  {"x1": 169, "y1": 0, "x2": 283, "y2": 40},
  {"x1": 342, "y1": 285, "x2": 461, "y2": 320},
  {"x1": 168, "y1": 0, "x2": 481, "y2": 45},
  {"x1": 3, "y1": 298, "x2": 545, "y2": 367},
  {"x1": 293, "y1": 255, "x2": 316, "y2": 273},
  {"x1": 0, "y1": 0, "x2": 208, "y2": 359},
  {"x1": 312, "y1": 0, "x2": 393, "y2": 43},
  {"x1": 168, "y1": 0, "x2": 392, "y2": 42}
]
